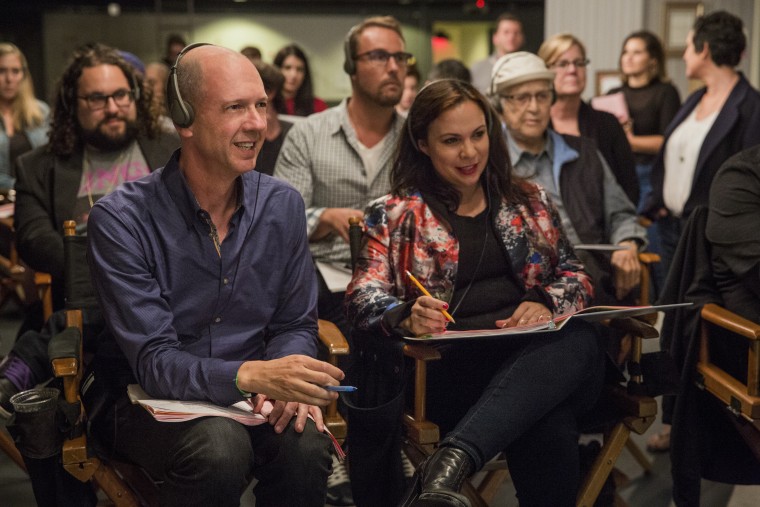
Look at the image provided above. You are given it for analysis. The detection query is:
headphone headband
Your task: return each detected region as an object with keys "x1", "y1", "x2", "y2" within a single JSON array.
[{"x1": 167, "y1": 42, "x2": 212, "y2": 128}]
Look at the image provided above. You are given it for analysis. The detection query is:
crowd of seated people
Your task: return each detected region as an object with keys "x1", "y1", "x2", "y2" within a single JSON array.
[{"x1": 0, "y1": 7, "x2": 759, "y2": 507}]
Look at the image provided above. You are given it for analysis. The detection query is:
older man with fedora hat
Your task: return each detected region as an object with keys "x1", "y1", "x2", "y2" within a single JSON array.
[{"x1": 490, "y1": 51, "x2": 646, "y2": 308}]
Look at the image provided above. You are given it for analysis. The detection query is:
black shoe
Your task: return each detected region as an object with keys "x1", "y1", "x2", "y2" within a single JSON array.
[
  {"x1": 401, "y1": 446, "x2": 474, "y2": 507},
  {"x1": 0, "y1": 377, "x2": 19, "y2": 419}
]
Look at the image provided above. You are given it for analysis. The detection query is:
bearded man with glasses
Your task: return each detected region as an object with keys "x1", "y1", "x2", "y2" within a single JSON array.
[
  {"x1": 274, "y1": 15, "x2": 409, "y2": 341},
  {"x1": 0, "y1": 43, "x2": 178, "y2": 505},
  {"x1": 274, "y1": 15, "x2": 410, "y2": 506},
  {"x1": 491, "y1": 51, "x2": 646, "y2": 309},
  {"x1": 13, "y1": 43, "x2": 178, "y2": 319}
]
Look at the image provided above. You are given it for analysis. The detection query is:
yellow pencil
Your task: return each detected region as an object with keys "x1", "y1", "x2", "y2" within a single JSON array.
[{"x1": 405, "y1": 270, "x2": 456, "y2": 323}]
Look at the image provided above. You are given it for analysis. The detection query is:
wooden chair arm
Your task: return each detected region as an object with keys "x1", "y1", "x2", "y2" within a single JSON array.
[
  {"x1": 638, "y1": 252, "x2": 661, "y2": 265},
  {"x1": 702, "y1": 303, "x2": 760, "y2": 341},
  {"x1": 317, "y1": 319, "x2": 349, "y2": 356},
  {"x1": 403, "y1": 343, "x2": 441, "y2": 361}
]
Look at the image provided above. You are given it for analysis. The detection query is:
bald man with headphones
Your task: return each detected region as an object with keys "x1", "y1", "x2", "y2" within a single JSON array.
[{"x1": 86, "y1": 44, "x2": 343, "y2": 507}]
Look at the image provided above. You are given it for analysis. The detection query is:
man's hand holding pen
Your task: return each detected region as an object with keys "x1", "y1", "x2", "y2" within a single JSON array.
[{"x1": 236, "y1": 355, "x2": 344, "y2": 432}]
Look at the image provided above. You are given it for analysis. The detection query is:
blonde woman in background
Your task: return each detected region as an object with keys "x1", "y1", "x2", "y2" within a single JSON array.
[
  {"x1": 0, "y1": 43, "x2": 49, "y2": 189},
  {"x1": 538, "y1": 34, "x2": 638, "y2": 206}
]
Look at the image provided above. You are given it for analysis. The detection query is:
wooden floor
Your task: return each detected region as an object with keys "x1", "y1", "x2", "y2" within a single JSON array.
[{"x1": 2, "y1": 302, "x2": 759, "y2": 506}]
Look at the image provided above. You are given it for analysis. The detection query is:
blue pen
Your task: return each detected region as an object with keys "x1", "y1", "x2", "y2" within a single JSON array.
[{"x1": 324, "y1": 385, "x2": 358, "y2": 392}]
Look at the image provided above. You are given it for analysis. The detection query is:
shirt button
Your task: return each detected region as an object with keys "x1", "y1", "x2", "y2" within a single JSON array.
[
  {"x1": 214, "y1": 316, "x2": 221, "y2": 323},
  {"x1": 223, "y1": 278, "x2": 229, "y2": 285}
]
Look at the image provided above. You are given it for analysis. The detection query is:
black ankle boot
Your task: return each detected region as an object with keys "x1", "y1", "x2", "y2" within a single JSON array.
[{"x1": 401, "y1": 446, "x2": 474, "y2": 507}]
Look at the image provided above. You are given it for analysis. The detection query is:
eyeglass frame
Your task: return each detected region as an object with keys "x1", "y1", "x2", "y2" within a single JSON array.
[
  {"x1": 77, "y1": 88, "x2": 136, "y2": 110},
  {"x1": 353, "y1": 49, "x2": 415, "y2": 67},
  {"x1": 499, "y1": 89, "x2": 554, "y2": 108},
  {"x1": 550, "y1": 58, "x2": 590, "y2": 70}
]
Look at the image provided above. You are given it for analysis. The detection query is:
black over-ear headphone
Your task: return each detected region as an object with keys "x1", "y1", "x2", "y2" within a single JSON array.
[
  {"x1": 167, "y1": 42, "x2": 212, "y2": 128},
  {"x1": 342, "y1": 23, "x2": 361, "y2": 75}
]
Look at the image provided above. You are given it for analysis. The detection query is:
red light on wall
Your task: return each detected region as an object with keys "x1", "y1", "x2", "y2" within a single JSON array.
[{"x1": 476, "y1": 0, "x2": 486, "y2": 9}]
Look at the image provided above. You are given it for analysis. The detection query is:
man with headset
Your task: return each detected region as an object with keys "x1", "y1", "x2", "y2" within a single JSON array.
[
  {"x1": 86, "y1": 44, "x2": 343, "y2": 507},
  {"x1": 273, "y1": 15, "x2": 409, "y2": 339},
  {"x1": 490, "y1": 51, "x2": 646, "y2": 307}
]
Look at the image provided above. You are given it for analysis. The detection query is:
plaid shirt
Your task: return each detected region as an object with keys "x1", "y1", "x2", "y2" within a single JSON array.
[{"x1": 274, "y1": 99, "x2": 404, "y2": 263}]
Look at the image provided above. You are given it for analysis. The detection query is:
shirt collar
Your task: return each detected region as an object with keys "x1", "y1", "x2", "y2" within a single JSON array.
[
  {"x1": 506, "y1": 130, "x2": 553, "y2": 166},
  {"x1": 162, "y1": 148, "x2": 247, "y2": 230}
]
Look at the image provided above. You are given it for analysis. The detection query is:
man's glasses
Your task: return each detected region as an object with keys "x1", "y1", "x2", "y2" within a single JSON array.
[
  {"x1": 354, "y1": 50, "x2": 415, "y2": 68},
  {"x1": 500, "y1": 90, "x2": 554, "y2": 108},
  {"x1": 551, "y1": 58, "x2": 590, "y2": 70},
  {"x1": 77, "y1": 89, "x2": 136, "y2": 110}
]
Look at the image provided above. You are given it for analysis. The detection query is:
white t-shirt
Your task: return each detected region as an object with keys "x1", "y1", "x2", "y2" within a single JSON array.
[
  {"x1": 356, "y1": 135, "x2": 389, "y2": 185},
  {"x1": 663, "y1": 108, "x2": 718, "y2": 217}
]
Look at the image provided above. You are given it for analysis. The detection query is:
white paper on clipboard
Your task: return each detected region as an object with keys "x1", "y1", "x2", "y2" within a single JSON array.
[{"x1": 315, "y1": 261, "x2": 352, "y2": 293}]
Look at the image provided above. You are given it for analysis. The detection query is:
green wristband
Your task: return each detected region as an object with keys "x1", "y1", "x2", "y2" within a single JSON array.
[{"x1": 235, "y1": 371, "x2": 252, "y2": 398}]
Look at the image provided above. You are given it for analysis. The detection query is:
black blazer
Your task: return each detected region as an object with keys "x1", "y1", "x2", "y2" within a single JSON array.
[
  {"x1": 13, "y1": 132, "x2": 179, "y2": 306},
  {"x1": 645, "y1": 73, "x2": 760, "y2": 220}
]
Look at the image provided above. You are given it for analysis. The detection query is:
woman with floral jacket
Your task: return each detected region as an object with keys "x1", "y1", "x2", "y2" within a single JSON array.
[{"x1": 345, "y1": 79, "x2": 606, "y2": 507}]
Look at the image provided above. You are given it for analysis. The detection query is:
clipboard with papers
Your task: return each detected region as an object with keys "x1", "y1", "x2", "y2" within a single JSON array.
[{"x1": 404, "y1": 302, "x2": 692, "y2": 341}]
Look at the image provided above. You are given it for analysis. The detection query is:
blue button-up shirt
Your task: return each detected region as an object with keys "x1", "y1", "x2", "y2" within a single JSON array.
[{"x1": 87, "y1": 149, "x2": 319, "y2": 406}]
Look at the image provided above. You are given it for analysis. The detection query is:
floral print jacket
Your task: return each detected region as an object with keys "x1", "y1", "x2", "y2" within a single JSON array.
[{"x1": 345, "y1": 184, "x2": 594, "y2": 333}]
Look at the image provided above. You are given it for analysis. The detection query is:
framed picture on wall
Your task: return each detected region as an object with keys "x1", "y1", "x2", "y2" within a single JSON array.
[
  {"x1": 595, "y1": 70, "x2": 623, "y2": 96},
  {"x1": 663, "y1": 2, "x2": 705, "y2": 56}
]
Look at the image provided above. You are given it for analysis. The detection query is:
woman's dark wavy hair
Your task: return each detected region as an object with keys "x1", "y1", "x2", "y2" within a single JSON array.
[
  {"x1": 620, "y1": 30, "x2": 668, "y2": 83},
  {"x1": 391, "y1": 79, "x2": 531, "y2": 211},
  {"x1": 272, "y1": 44, "x2": 317, "y2": 116},
  {"x1": 49, "y1": 43, "x2": 161, "y2": 157},
  {"x1": 692, "y1": 10, "x2": 745, "y2": 68}
]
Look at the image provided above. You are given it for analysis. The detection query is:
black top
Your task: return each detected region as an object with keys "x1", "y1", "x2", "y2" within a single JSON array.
[
  {"x1": 575, "y1": 102, "x2": 639, "y2": 205},
  {"x1": 609, "y1": 79, "x2": 681, "y2": 165},
  {"x1": 446, "y1": 207, "x2": 522, "y2": 330},
  {"x1": 256, "y1": 120, "x2": 293, "y2": 176}
]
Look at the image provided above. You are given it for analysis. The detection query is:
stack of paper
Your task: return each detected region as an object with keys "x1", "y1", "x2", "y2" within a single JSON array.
[
  {"x1": 127, "y1": 384, "x2": 267, "y2": 426},
  {"x1": 126, "y1": 384, "x2": 347, "y2": 459}
]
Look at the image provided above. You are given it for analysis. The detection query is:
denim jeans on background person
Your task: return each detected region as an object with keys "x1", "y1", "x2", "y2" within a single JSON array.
[
  {"x1": 92, "y1": 395, "x2": 333, "y2": 507},
  {"x1": 636, "y1": 162, "x2": 665, "y2": 296},
  {"x1": 427, "y1": 320, "x2": 606, "y2": 507}
]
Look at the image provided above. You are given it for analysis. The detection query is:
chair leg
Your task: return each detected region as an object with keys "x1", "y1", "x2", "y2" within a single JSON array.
[
  {"x1": 576, "y1": 423, "x2": 630, "y2": 507},
  {"x1": 624, "y1": 437, "x2": 652, "y2": 474},
  {"x1": 475, "y1": 468, "x2": 510, "y2": 505},
  {"x1": 0, "y1": 426, "x2": 26, "y2": 473}
]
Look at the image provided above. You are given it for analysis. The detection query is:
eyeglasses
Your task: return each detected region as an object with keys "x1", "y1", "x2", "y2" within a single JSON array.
[
  {"x1": 354, "y1": 50, "x2": 415, "y2": 68},
  {"x1": 551, "y1": 58, "x2": 590, "y2": 70},
  {"x1": 77, "y1": 89, "x2": 135, "y2": 110},
  {"x1": 500, "y1": 90, "x2": 554, "y2": 108}
]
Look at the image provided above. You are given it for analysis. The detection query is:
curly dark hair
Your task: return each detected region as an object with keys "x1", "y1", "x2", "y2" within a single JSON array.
[
  {"x1": 272, "y1": 44, "x2": 316, "y2": 116},
  {"x1": 391, "y1": 79, "x2": 531, "y2": 211},
  {"x1": 692, "y1": 10, "x2": 745, "y2": 68},
  {"x1": 49, "y1": 43, "x2": 161, "y2": 157}
]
